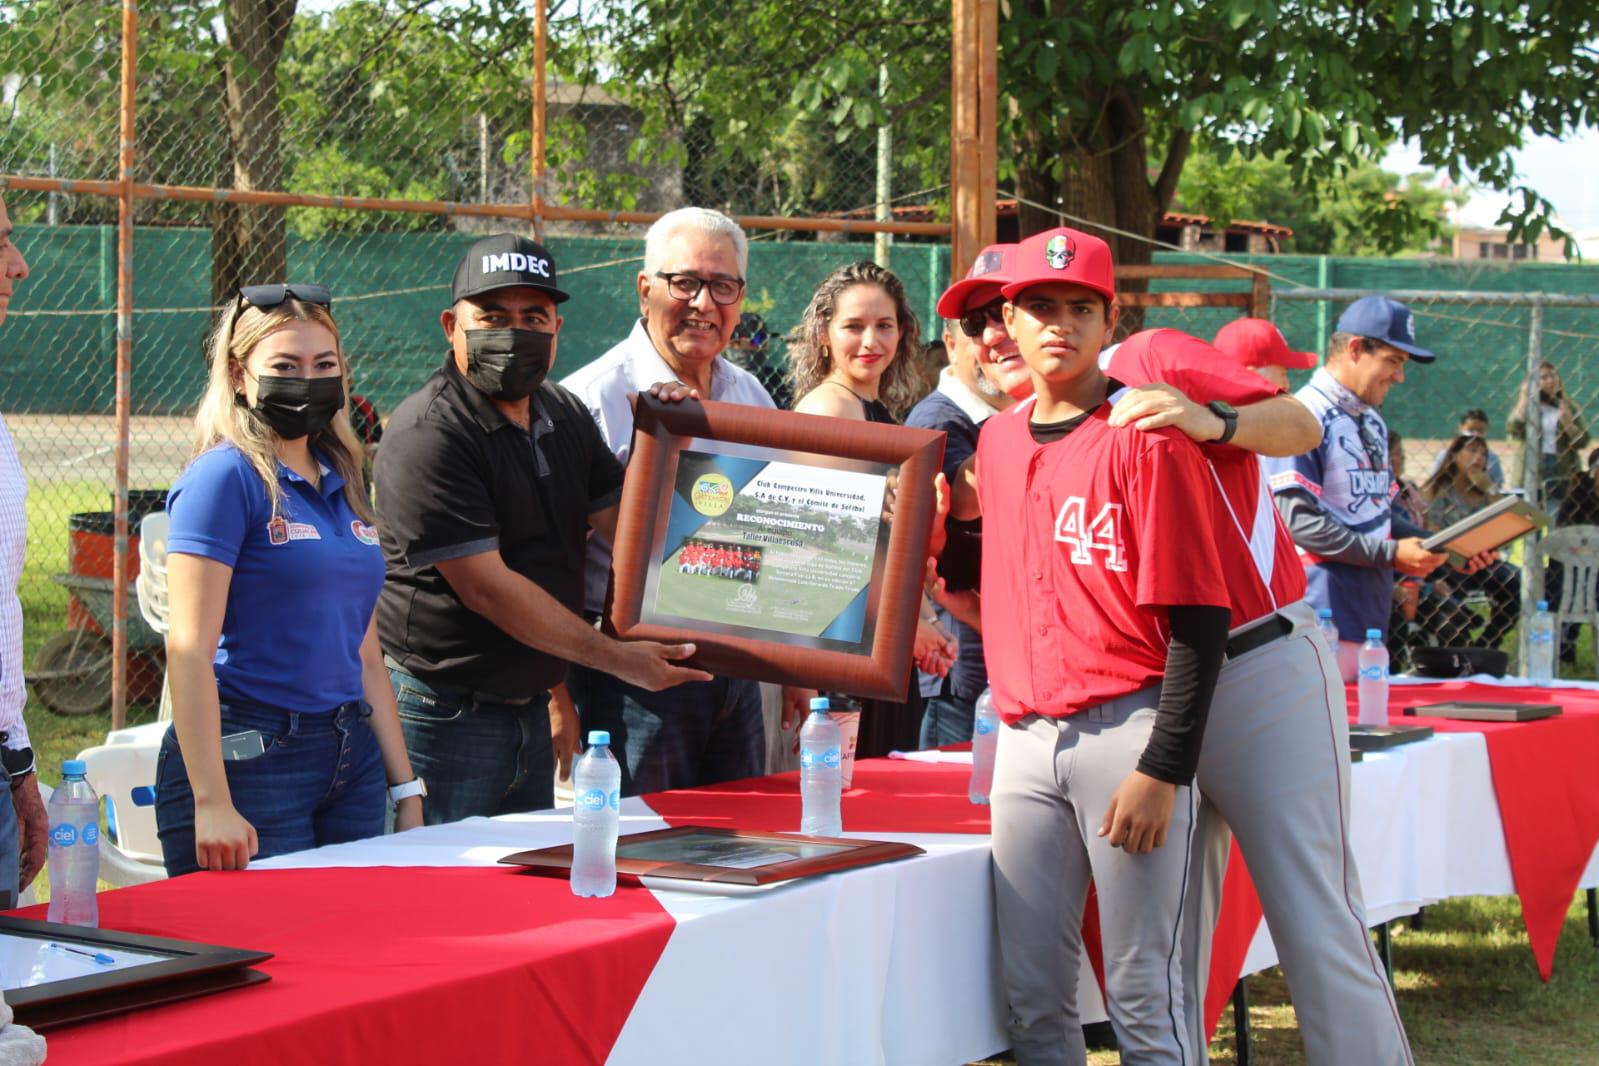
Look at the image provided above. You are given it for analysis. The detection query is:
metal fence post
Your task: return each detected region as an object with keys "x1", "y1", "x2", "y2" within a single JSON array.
[
  {"x1": 1519, "y1": 301, "x2": 1545, "y2": 674},
  {"x1": 112, "y1": 0, "x2": 138, "y2": 730}
]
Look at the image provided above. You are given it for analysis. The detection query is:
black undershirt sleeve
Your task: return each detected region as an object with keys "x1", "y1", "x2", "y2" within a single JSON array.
[{"x1": 1137, "y1": 604, "x2": 1231, "y2": 785}]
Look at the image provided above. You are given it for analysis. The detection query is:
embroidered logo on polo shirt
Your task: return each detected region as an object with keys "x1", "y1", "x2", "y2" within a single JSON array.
[
  {"x1": 351, "y1": 521, "x2": 380, "y2": 545},
  {"x1": 266, "y1": 517, "x2": 321, "y2": 545}
]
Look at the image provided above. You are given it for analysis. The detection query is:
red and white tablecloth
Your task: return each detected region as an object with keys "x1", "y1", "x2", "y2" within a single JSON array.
[{"x1": 28, "y1": 680, "x2": 1599, "y2": 1065}]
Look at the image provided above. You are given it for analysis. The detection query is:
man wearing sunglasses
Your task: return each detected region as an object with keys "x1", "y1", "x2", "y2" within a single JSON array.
[
  {"x1": 562, "y1": 207, "x2": 782, "y2": 796},
  {"x1": 0, "y1": 194, "x2": 48, "y2": 912},
  {"x1": 374, "y1": 233, "x2": 712, "y2": 826}
]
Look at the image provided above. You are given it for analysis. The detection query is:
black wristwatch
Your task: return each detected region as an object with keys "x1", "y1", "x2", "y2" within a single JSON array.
[
  {"x1": 1, "y1": 746, "x2": 35, "y2": 788},
  {"x1": 1206, "y1": 400, "x2": 1239, "y2": 445}
]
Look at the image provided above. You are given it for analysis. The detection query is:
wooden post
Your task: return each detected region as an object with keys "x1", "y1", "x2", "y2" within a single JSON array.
[
  {"x1": 112, "y1": 0, "x2": 137, "y2": 729},
  {"x1": 531, "y1": 0, "x2": 548, "y2": 241},
  {"x1": 950, "y1": 0, "x2": 997, "y2": 280}
]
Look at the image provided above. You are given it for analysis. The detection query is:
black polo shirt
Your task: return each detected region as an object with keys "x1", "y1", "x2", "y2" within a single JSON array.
[{"x1": 374, "y1": 356, "x2": 625, "y2": 700}]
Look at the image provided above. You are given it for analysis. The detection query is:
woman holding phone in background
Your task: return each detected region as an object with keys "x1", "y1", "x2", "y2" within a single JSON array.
[{"x1": 156, "y1": 284, "x2": 423, "y2": 876}]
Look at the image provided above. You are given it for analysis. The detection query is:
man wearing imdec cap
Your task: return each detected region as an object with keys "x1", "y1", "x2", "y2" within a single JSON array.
[
  {"x1": 374, "y1": 233, "x2": 710, "y2": 824},
  {"x1": 1264, "y1": 295, "x2": 1449, "y2": 681}
]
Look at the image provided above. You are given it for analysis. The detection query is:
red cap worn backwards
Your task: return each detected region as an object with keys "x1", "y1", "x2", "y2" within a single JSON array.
[
  {"x1": 999, "y1": 226, "x2": 1115, "y2": 305},
  {"x1": 936, "y1": 243, "x2": 1018, "y2": 318},
  {"x1": 1213, "y1": 317, "x2": 1317, "y2": 370}
]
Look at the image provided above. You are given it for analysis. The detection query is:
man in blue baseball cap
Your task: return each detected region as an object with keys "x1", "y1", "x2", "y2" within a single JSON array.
[{"x1": 1263, "y1": 295, "x2": 1447, "y2": 680}]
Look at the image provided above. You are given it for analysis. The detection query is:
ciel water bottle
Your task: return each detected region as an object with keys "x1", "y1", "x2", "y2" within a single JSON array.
[
  {"x1": 969, "y1": 689, "x2": 998, "y2": 805},
  {"x1": 799, "y1": 697, "x2": 843, "y2": 837},
  {"x1": 570, "y1": 731, "x2": 621, "y2": 898},
  {"x1": 1356, "y1": 628, "x2": 1390, "y2": 728},
  {"x1": 47, "y1": 760, "x2": 101, "y2": 927},
  {"x1": 1527, "y1": 599, "x2": 1556, "y2": 686},
  {"x1": 1315, "y1": 607, "x2": 1339, "y2": 648}
]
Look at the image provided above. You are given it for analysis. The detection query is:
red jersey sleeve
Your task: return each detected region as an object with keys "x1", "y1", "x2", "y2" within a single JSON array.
[
  {"x1": 1111, "y1": 329, "x2": 1282, "y2": 407},
  {"x1": 1126, "y1": 432, "x2": 1231, "y2": 611}
]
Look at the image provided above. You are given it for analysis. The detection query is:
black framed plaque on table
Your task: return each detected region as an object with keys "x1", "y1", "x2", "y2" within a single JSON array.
[{"x1": 609, "y1": 394, "x2": 945, "y2": 701}]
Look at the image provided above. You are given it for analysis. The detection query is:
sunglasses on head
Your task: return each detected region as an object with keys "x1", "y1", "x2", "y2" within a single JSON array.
[
  {"x1": 959, "y1": 300, "x2": 1005, "y2": 339},
  {"x1": 238, "y1": 283, "x2": 332, "y2": 311}
]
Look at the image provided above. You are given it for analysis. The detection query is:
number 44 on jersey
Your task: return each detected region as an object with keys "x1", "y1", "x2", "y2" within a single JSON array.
[{"x1": 1053, "y1": 497, "x2": 1127, "y2": 572}]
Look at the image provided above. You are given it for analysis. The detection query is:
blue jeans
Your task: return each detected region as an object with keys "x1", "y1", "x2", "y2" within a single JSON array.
[
  {"x1": 567, "y1": 666, "x2": 764, "y2": 797},
  {"x1": 155, "y1": 700, "x2": 385, "y2": 877},
  {"x1": 0, "y1": 764, "x2": 16, "y2": 909},
  {"x1": 389, "y1": 669, "x2": 552, "y2": 825},
  {"x1": 920, "y1": 693, "x2": 977, "y2": 750}
]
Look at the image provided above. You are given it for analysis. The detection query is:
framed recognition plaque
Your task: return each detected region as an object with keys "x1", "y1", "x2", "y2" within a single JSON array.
[{"x1": 610, "y1": 394, "x2": 945, "y2": 700}]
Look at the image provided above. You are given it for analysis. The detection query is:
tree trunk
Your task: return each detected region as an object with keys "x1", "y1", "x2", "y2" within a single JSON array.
[{"x1": 210, "y1": 0, "x2": 296, "y2": 306}]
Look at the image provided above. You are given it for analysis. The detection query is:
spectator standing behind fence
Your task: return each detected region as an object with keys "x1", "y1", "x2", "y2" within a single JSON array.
[
  {"x1": 789, "y1": 261, "x2": 956, "y2": 758},
  {"x1": 157, "y1": 284, "x2": 423, "y2": 875},
  {"x1": 1428, "y1": 408, "x2": 1504, "y2": 491},
  {"x1": 1420, "y1": 435, "x2": 1522, "y2": 650},
  {"x1": 375, "y1": 236, "x2": 707, "y2": 824},
  {"x1": 1265, "y1": 296, "x2": 1449, "y2": 681},
  {"x1": 563, "y1": 208, "x2": 798, "y2": 796},
  {"x1": 1507, "y1": 362, "x2": 1589, "y2": 506},
  {"x1": 0, "y1": 195, "x2": 47, "y2": 907}
]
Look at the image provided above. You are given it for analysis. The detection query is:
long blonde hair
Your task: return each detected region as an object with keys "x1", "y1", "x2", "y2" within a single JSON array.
[
  {"x1": 788, "y1": 261, "x2": 923, "y2": 419},
  {"x1": 194, "y1": 295, "x2": 374, "y2": 523}
]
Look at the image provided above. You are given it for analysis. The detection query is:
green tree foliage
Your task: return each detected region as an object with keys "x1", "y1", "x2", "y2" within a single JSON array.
[{"x1": 1175, "y1": 151, "x2": 1468, "y2": 256}]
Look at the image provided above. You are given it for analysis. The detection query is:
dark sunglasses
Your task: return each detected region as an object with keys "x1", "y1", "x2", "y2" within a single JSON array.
[
  {"x1": 239, "y1": 282, "x2": 332, "y2": 311},
  {"x1": 959, "y1": 300, "x2": 1005, "y2": 339}
]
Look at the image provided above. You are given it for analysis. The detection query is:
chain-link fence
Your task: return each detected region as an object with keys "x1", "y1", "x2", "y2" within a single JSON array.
[
  {"x1": 1272, "y1": 288, "x2": 1599, "y2": 679},
  {"x1": 1, "y1": 0, "x2": 956, "y2": 730}
]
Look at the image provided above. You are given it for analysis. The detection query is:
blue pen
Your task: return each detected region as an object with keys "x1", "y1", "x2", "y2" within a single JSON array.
[{"x1": 50, "y1": 942, "x2": 116, "y2": 966}]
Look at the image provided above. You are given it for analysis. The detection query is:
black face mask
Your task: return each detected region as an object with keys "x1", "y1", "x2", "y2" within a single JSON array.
[
  {"x1": 238, "y1": 375, "x2": 346, "y2": 440},
  {"x1": 463, "y1": 328, "x2": 553, "y2": 401}
]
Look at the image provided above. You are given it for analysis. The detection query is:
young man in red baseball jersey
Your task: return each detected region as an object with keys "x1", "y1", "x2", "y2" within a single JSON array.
[
  {"x1": 948, "y1": 255, "x2": 1412, "y2": 1061},
  {"x1": 978, "y1": 227, "x2": 1233, "y2": 1065}
]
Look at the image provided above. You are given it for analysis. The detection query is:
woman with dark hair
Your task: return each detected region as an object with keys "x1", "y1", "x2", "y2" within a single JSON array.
[
  {"x1": 1420, "y1": 434, "x2": 1520, "y2": 649},
  {"x1": 790, "y1": 262, "x2": 954, "y2": 756}
]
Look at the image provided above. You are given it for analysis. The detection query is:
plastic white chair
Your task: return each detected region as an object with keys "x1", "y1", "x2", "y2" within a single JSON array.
[
  {"x1": 136, "y1": 512, "x2": 172, "y2": 723},
  {"x1": 1537, "y1": 525, "x2": 1599, "y2": 678},
  {"x1": 75, "y1": 737, "x2": 167, "y2": 886}
]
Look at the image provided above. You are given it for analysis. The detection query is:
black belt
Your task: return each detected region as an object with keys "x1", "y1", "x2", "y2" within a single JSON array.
[
  {"x1": 383, "y1": 656, "x2": 535, "y2": 707},
  {"x1": 1225, "y1": 612, "x2": 1295, "y2": 661}
]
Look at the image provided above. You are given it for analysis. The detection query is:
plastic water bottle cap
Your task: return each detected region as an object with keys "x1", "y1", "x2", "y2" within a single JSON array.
[
  {"x1": 808, "y1": 697, "x2": 831, "y2": 712},
  {"x1": 1365, "y1": 628, "x2": 1382, "y2": 640},
  {"x1": 586, "y1": 730, "x2": 610, "y2": 748},
  {"x1": 1317, "y1": 608, "x2": 1333, "y2": 619},
  {"x1": 61, "y1": 759, "x2": 86, "y2": 777},
  {"x1": 1537, "y1": 600, "x2": 1549, "y2": 611}
]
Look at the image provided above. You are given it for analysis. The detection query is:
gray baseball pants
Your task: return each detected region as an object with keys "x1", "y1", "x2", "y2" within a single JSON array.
[
  {"x1": 1182, "y1": 600, "x2": 1413, "y2": 1065},
  {"x1": 991, "y1": 687, "x2": 1200, "y2": 1066}
]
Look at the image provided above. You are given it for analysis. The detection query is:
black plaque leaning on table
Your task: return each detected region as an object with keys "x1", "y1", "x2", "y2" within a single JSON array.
[
  {"x1": 499, "y1": 826, "x2": 924, "y2": 887},
  {"x1": 0, "y1": 915, "x2": 271, "y2": 1030}
]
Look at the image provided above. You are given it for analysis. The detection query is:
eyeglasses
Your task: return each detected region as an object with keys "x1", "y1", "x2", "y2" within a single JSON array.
[
  {"x1": 654, "y1": 272, "x2": 745, "y2": 306},
  {"x1": 959, "y1": 300, "x2": 1005, "y2": 339}
]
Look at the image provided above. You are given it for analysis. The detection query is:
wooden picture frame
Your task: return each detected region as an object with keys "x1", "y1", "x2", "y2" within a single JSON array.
[
  {"x1": 610, "y1": 394, "x2": 945, "y2": 701},
  {"x1": 0, "y1": 915, "x2": 271, "y2": 1031},
  {"x1": 499, "y1": 825, "x2": 924, "y2": 888},
  {"x1": 1421, "y1": 495, "x2": 1549, "y2": 566}
]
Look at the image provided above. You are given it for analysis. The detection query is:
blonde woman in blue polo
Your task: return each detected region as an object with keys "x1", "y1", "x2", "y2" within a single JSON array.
[{"x1": 156, "y1": 285, "x2": 424, "y2": 876}]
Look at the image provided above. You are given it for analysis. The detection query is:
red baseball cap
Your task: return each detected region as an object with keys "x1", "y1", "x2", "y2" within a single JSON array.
[
  {"x1": 1213, "y1": 318, "x2": 1317, "y2": 370},
  {"x1": 999, "y1": 227, "x2": 1115, "y2": 305},
  {"x1": 936, "y1": 243, "x2": 1017, "y2": 318}
]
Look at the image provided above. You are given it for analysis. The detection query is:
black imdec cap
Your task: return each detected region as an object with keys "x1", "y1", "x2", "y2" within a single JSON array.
[{"x1": 451, "y1": 233, "x2": 570, "y2": 304}]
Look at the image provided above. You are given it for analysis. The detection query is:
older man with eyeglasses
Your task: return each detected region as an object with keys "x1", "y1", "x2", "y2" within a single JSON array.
[{"x1": 561, "y1": 207, "x2": 782, "y2": 796}]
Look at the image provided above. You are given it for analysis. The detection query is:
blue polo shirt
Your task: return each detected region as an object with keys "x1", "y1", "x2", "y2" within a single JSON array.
[{"x1": 166, "y1": 443, "x2": 384, "y2": 712}]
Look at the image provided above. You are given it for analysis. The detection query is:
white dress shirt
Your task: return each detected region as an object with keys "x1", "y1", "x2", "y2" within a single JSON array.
[
  {"x1": 561, "y1": 319, "x2": 775, "y2": 614},
  {"x1": 0, "y1": 414, "x2": 31, "y2": 755}
]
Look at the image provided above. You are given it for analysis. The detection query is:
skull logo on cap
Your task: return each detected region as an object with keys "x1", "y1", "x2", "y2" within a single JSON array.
[{"x1": 1045, "y1": 235, "x2": 1075, "y2": 270}]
